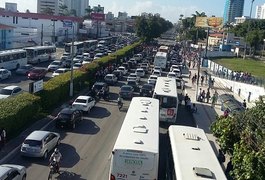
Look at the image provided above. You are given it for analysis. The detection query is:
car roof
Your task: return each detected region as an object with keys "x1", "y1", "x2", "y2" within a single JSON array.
[
  {"x1": 94, "y1": 82, "x2": 106, "y2": 85},
  {"x1": 106, "y1": 74, "x2": 115, "y2": 76},
  {"x1": 0, "y1": 166, "x2": 11, "y2": 175},
  {"x1": 121, "y1": 85, "x2": 133, "y2": 88},
  {"x1": 2, "y1": 86, "x2": 20, "y2": 90},
  {"x1": 26, "y1": 130, "x2": 52, "y2": 141},
  {"x1": 149, "y1": 75, "x2": 158, "y2": 78},
  {"x1": 76, "y1": 95, "x2": 91, "y2": 100},
  {"x1": 60, "y1": 107, "x2": 78, "y2": 114}
]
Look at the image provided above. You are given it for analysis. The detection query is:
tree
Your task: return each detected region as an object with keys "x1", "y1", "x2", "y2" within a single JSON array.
[
  {"x1": 59, "y1": 4, "x2": 69, "y2": 16},
  {"x1": 69, "y1": 9, "x2": 77, "y2": 16},
  {"x1": 211, "y1": 100, "x2": 265, "y2": 180},
  {"x1": 41, "y1": 7, "x2": 54, "y2": 15},
  {"x1": 84, "y1": 5, "x2": 93, "y2": 19}
]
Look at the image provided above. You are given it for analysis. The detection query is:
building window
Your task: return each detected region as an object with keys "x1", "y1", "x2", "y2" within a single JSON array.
[{"x1": 22, "y1": 17, "x2": 28, "y2": 19}]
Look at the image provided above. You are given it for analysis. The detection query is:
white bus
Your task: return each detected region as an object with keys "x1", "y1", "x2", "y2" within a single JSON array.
[
  {"x1": 0, "y1": 49, "x2": 27, "y2": 70},
  {"x1": 154, "y1": 51, "x2": 167, "y2": 70},
  {"x1": 158, "y1": 45, "x2": 169, "y2": 53},
  {"x1": 167, "y1": 125, "x2": 227, "y2": 180},
  {"x1": 24, "y1": 46, "x2": 56, "y2": 64},
  {"x1": 109, "y1": 97, "x2": 160, "y2": 180},
  {"x1": 64, "y1": 41, "x2": 84, "y2": 55},
  {"x1": 153, "y1": 77, "x2": 178, "y2": 123},
  {"x1": 83, "y1": 40, "x2": 98, "y2": 52}
]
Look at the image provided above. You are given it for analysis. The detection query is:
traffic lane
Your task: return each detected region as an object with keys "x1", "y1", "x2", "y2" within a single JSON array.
[{"x1": 6, "y1": 85, "x2": 128, "y2": 180}]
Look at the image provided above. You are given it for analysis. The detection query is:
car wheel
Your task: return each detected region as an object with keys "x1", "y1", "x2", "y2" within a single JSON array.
[{"x1": 43, "y1": 151, "x2": 48, "y2": 159}]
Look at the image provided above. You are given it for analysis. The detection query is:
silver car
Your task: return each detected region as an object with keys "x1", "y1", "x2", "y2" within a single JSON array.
[
  {"x1": 0, "y1": 164, "x2": 26, "y2": 180},
  {"x1": 21, "y1": 130, "x2": 60, "y2": 159}
]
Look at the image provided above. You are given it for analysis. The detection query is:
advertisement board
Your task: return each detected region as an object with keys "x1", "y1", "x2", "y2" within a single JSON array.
[
  {"x1": 195, "y1": 17, "x2": 223, "y2": 28},
  {"x1": 91, "y1": 13, "x2": 105, "y2": 21}
]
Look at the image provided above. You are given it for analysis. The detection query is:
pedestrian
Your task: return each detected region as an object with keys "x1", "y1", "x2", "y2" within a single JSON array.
[
  {"x1": 211, "y1": 78, "x2": 215, "y2": 88},
  {"x1": 184, "y1": 94, "x2": 189, "y2": 106},
  {"x1": 217, "y1": 149, "x2": 225, "y2": 164},
  {"x1": 211, "y1": 91, "x2": 218, "y2": 108},
  {"x1": 201, "y1": 90, "x2": 206, "y2": 102},
  {"x1": 206, "y1": 89, "x2": 211, "y2": 103},
  {"x1": 242, "y1": 99, "x2": 247, "y2": 109},
  {"x1": 1, "y1": 128, "x2": 6, "y2": 146},
  {"x1": 189, "y1": 70, "x2": 191, "y2": 79},
  {"x1": 179, "y1": 93, "x2": 183, "y2": 105},
  {"x1": 225, "y1": 158, "x2": 233, "y2": 180},
  {"x1": 191, "y1": 103, "x2": 197, "y2": 113},
  {"x1": 201, "y1": 75, "x2": 204, "y2": 86},
  {"x1": 186, "y1": 98, "x2": 192, "y2": 112}
]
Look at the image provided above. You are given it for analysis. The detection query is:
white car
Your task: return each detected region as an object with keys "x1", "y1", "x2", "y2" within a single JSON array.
[
  {"x1": 118, "y1": 66, "x2": 128, "y2": 75},
  {"x1": 170, "y1": 64, "x2": 181, "y2": 72},
  {"x1": 104, "y1": 74, "x2": 118, "y2": 85},
  {"x1": 72, "y1": 96, "x2": 96, "y2": 113},
  {"x1": 0, "y1": 86, "x2": 23, "y2": 99},
  {"x1": 73, "y1": 63, "x2": 82, "y2": 69},
  {"x1": 152, "y1": 70, "x2": 162, "y2": 77},
  {"x1": 152, "y1": 66, "x2": 162, "y2": 73},
  {"x1": 94, "y1": 53, "x2": 104, "y2": 60},
  {"x1": 52, "y1": 68, "x2": 70, "y2": 77},
  {"x1": 0, "y1": 69, "x2": 11, "y2": 80},
  {"x1": 83, "y1": 52, "x2": 90, "y2": 59},
  {"x1": 73, "y1": 55, "x2": 84, "y2": 63},
  {"x1": 167, "y1": 72, "x2": 177, "y2": 79},
  {"x1": 127, "y1": 73, "x2": 140, "y2": 82},
  {"x1": 148, "y1": 75, "x2": 158, "y2": 85},
  {"x1": 135, "y1": 68, "x2": 145, "y2": 78},
  {"x1": 171, "y1": 68, "x2": 181, "y2": 77},
  {"x1": 0, "y1": 164, "x2": 26, "y2": 180},
  {"x1": 82, "y1": 58, "x2": 92, "y2": 65},
  {"x1": 47, "y1": 60, "x2": 64, "y2": 72}
]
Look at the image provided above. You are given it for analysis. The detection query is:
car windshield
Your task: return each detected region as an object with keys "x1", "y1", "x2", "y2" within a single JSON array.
[
  {"x1": 121, "y1": 86, "x2": 132, "y2": 91},
  {"x1": 75, "y1": 99, "x2": 87, "y2": 103},
  {"x1": 94, "y1": 84, "x2": 103, "y2": 90},
  {"x1": 24, "y1": 140, "x2": 42, "y2": 146},
  {"x1": 0, "y1": 89, "x2": 12, "y2": 95},
  {"x1": 127, "y1": 81, "x2": 136, "y2": 86},
  {"x1": 74, "y1": 64, "x2": 82, "y2": 67},
  {"x1": 142, "y1": 85, "x2": 153, "y2": 90},
  {"x1": 58, "y1": 113, "x2": 71, "y2": 120},
  {"x1": 105, "y1": 76, "x2": 112, "y2": 79},
  {"x1": 150, "y1": 76, "x2": 157, "y2": 80},
  {"x1": 51, "y1": 61, "x2": 61, "y2": 65}
]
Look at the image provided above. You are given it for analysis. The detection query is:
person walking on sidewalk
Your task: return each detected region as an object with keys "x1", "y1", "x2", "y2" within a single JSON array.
[
  {"x1": 179, "y1": 93, "x2": 183, "y2": 105},
  {"x1": 242, "y1": 99, "x2": 247, "y2": 109},
  {"x1": 184, "y1": 94, "x2": 189, "y2": 106},
  {"x1": 206, "y1": 89, "x2": 211, "y2": 103},
  {"x1": 1, "y1": 128, "x2": 6, "y2": 147},
  {"x1": 200, "y1": 75, "x2": 204, "y2": 86},
  {"x1": 211, "y1": 91, "x2": 218, "y2": 107}
]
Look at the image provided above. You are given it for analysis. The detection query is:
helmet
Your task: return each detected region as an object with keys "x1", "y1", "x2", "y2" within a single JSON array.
[{"x1": 54, "y1": 148, "x2": 59, "y2": 153}]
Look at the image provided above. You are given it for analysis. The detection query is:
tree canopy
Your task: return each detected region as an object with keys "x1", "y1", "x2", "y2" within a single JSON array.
[
  {"x1": 211, "y1": 99, "x2": 265, "y2": 180},
  {"x1": 135, "y1": 14, "x2": 173, "y2": 42},
  {"x1": 41, "y1": 7, "x2": 54, "y2": 15}
]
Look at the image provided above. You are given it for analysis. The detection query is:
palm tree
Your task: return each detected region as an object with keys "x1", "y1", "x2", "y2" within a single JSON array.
[
  {"x1": 59, "y1": 4, "x2": 69, "y2": 16},
  {"x1": 84, "y1": 6, "x2": 93, "y2": 19}
]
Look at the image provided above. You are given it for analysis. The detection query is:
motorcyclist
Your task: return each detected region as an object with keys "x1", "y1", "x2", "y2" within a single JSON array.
[{"x1": 49, "y1": 148, "x2": 62, "y2": 173}]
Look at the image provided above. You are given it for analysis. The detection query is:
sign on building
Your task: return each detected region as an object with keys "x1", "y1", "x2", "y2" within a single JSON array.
[
  {"x1": 63, "y1": 21, "x2": 73, "y2": 28},
  {"x1": 29, "y1": 80, "x2": 43, "y2": 93},
  {"x1": 91, "y1": 13, "x2": 105, "y2": 21},
  {"x1": 195, "y1": 17, "x2": 223, "y2": 28}
]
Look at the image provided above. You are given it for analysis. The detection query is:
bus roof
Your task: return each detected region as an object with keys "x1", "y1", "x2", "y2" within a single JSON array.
[
  {"x1": 24, "y1": 45, "x2": 55, "y2": 50},
  {"x1": 155, "y1": 52, "x2": 167, "y2": 57},
  {"x1": 65, "y1": 41, "x2": 84, "y2": 46},
  {"x1": 84, "y1": 40, "x2": 98, "y2": 43},
  {"x1": 0, "y1": 49, "x2": 26, "y2": 55},
  {"x1": 113, "y1": 97, "x2": 159, "y2": 153},
  {"x1": 168, "y1": 125, "x2": 227, "y2": 180},
  {"x1": 159, "y1": 45, "x2": 169, "y2": 49},
  {"x1": 153, "y1": 77, "x2": 177, "y2": 97}
]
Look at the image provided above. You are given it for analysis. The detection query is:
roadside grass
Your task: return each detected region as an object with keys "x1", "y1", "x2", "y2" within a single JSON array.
[{"x1": 213, "y1": 58, "x2": 265, "y2": 78}]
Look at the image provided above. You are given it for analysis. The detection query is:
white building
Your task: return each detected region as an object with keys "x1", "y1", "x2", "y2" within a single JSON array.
[
  {"x1": 255, "y1": 3, "x2": 265, "y2": 19},
  {"x1": 234, "y1": 16, "x2": 250, "y2": 25},
  {"x1": 106, "y1": 12, "x2": 114, "y2": 21},
  {"x1": 5, "y1": 2, "x2": 17, "y2": 12},
  {"x1": 118, "y1": 12, "x2": 128, "y2": 20},
  {"x1": 64, "y1": 0, "x2": 89, "y2": 17},
  {"x1": 37, "y1": 0, "x2": 64, "y2": 15},
  {"x1": 0, "y1": 11, "x2": 82, "y2": 47}
]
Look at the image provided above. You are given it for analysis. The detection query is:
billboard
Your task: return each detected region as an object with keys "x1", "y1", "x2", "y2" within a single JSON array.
[
  {"x1": 91, "y1": 13, "x2": 105, "y2": 21},
  {"x1": 195, "y1": 17, "x2": 223, "y2": 28}
]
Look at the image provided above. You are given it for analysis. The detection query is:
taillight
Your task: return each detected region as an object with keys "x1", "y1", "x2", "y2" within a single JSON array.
[{"x1": 110, "y1": 174, "x2": 115, "y2": 180}]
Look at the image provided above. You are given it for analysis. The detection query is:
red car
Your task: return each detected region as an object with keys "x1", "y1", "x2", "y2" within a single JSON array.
[{"x1": 28, "y1": 68, "x2": 47, "y2": 80}]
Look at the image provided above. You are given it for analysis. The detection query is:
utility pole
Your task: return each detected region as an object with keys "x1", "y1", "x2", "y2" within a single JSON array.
[
  {"x1": 52, "y1": 20, "x2": 56, "y2": 44},
  {"x1": 70, "y1": 24, "x2": 74, "y2": 97},
  {"x1": 205, "y1": 27, "x2": 210, "y2": 58},
  {"x1": 195, "y1": 44, "x2": 202, "y2": 101},
  {"x1": 41, "y1": 24, "x2": 43, "y2": 46}
]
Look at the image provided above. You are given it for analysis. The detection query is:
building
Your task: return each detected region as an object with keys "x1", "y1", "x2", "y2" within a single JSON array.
[
  {"x1": 234, "y1": 16, "x2": 250, "y2": 25},
  {"x1": 118, "y1": 12, "x2": 128, "y2": 20},
  {"x1": 5, "y1": 2, "x2": 17, "y2": 12},
  {"x1": 105, "y1": 12, "x2": 114, "y2": 21},
  {"x1": 0, "y1": 11, "x2": 83, "y2": 47},
  {"x1": 255, "y1": 3, "x2": 265, "y2": 19},
  {"x1": 37, "y1": 0, "x2": 64, "y2": 15},
  {"x1": 66, "y1": 0, "x2": 89, "y2": 17},
  {"x1": 0, "y1": 24, "x2": 14, "y2": 50},
  {"x1": 223, "y1": 0, "x2": 245, "y2": 23}
]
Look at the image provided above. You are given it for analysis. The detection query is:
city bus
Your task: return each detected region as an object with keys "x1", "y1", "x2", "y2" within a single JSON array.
[
  {"x1": 64, "y1": 41, "x2": 84, "y2": 55},
  {"x1": 167, "y1": 125, "x2": 227, "y2": 180},
  {"x1": 109, "y1": 97, "x2": 160, "y2": 180},
  {"x1": 154, "y1": 51, "x2": 168, "y2": 70},
  {"x1": 98, "y1": 37, "x2": 112, "y2": 46},
  {"x1": 158, "y1": 45, "x2": 169, "y2": 53},
  {"x1": 0, "y1": 49, "x2": 27, "y2": 70},
  {"x1": 83, "y1": 40, "x2": 98, "y2": 52},
  {"x1": 24, "y1": 46, "x2": 56, "y2": 64},
  {"x1": 153, "y1": 77, "x2": 178, "y2": 123}
]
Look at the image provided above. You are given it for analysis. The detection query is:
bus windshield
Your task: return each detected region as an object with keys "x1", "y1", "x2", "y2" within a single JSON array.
[
  {"x1": 155, "y1": 95, "x2": 177, "y2": 108},
  {"x1": 26, "y1": 49, "x2": 34, "y2": 58}
]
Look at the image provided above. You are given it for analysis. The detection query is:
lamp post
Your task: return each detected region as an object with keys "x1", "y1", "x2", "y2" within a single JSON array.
[
  {"x1": 69, "y1": 24, "x2": 74, "y2": 97},
  {"x1": 263, "y1": 39, "x2": 265, "y2": 58},
  {"x1": 243, "y1": 0, "x2": 255, "y2": 59}
]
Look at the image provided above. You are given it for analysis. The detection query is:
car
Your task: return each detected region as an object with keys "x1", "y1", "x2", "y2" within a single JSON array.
[
  {"x1": 52, "y1": 68, "x2": 70, "y2": 77},
  {"x1": 135, "y1": 68, "x2": 145, "y2": 78},
  {"x1": 47, "y1": 61, "x2": 64, "y2": 72},
  {"x1": 55, "y1": 107, "x2": 83, "y2": 129},
  {"x1": 73, "y1": 55, "x2": 84, "y2": 63},
  {"x1": 152, "y1": 66, "x2": 162, "y2": 73},
  {"x1": 127, "y1": 73, "x2": 140, "y2": 82},
  {"x1": 140, "y1": 63, "x2": 149, "y2": 73},
  {"x1": 0, "y1": 86, "x2": 23, "y2": 99},
  {"x1": 73, "y1": 63, "x2": 82, "y2": 69},
  {"x1": 148, "y1": 75, "x2": 158, "y2": 85},
  {"x1": 72, "y1": 96, "x2": 96, "y2": 113},
  {"x1": 91, "y1": 82, "x2": 109, "y2": 96},
  {"x1": 0, "y1": 164, "x2": 26, "y2": 180},
  {"x1": 82, "y1": 58, "x2": 93, "y2": 65},
  {"x1": 140, "y1": 83, "x2": 155, "y2": 97},
  {"x1": 94, "y1": 53, "x2": 104, "y2": 60},
  {"x1": 170, "y1": 64, "x2": 180, "y2": 72},
  {"x1": 127, "y1": 80, "x2": 139, "y2": 92},
  {"x1": 119, "y1": 85, "x2": 134, "y2": 99},
  {"x1": 15, "y1": 64, "x2": 34, "y2": 75},
  {"x1": 27, "y1": 68, "x2": 47, "y2": 80},
  {"x1": 152, "y1": 70, "x2": 162, "y2": 77},
  {"x1": 171, "y1": 68, "x2": 181, "y2": 77},
  {"x1": 21, "y1": 130, "x2": 60, "y2": 159},
  {"x1": 104, "y1": 74, "x2": 118, "y2": 85},
  {"x1": 112, "y1": 70, "x2": 123, "y2": 80},
  {"x1": 83, "y1": 52, "x2": 90, "y2": 59},
  {"x1": 117, "y1": 66, "x2": 128, "y2": 75},
  {"x1": 0, "y1": 69, "x2": 11, "y2": 80},
  {"x1": 167, "y1": 72, "x2": 177, "y2": 79}
]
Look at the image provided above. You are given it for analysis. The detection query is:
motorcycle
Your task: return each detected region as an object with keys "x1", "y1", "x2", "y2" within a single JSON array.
[
  {"x1": 48, "y1": 159, "x2": 59, "y2": 179},
  {"x1": 118, "y1": 100, "x2": 123, "y2": 111}
]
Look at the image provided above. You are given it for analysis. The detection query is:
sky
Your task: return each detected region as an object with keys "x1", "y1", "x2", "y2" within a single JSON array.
[{"x1": 0, "y1": 0, "x2": 264, "y2": 22}]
